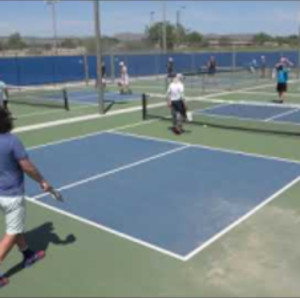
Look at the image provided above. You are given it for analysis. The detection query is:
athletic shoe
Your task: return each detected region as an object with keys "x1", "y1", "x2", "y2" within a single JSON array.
[
  {"x1": 23, "y1": 250, "x2": 45, "y2": 268},
  {"x1": 0, "y1": 276, "x2": 9, "y2": 288},
  {"x1": 172, "y1": 127, "x2": 181, "y2": 135}
]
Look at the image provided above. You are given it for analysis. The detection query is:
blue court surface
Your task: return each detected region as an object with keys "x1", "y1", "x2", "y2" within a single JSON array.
[
  {"x1": 67, "y1": 90, "x2": 141, "y2": 104},
  {"x1": 26, "y1": 132, "x2": 300, "y2": 259},
  {"x1": 197, "y1": 103, "x2": 300, "y2": 124}
]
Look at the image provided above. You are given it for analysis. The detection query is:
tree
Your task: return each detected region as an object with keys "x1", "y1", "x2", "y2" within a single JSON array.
[
  {"x1": 0, "y1": 40, "x2": 6, "y2": 51},
  {"x1": 288, "y1": 35, "x2": 298, "y2": 46},
  {"x1": 61, "y1": 38, "x2": 77, "y2": 48},
  {"x1": 146, "y1": 22, "x2": 177, "y2": 50},
  {"x1": 253, "y1": 32, "x2": 273, "y2": 45},
  {"x1": 6, "y1": 33, "x2": 26, "y2": 49},
  {"x1": 219, "y1": 36, "x2": 231, "y2": 46},
  {"x1": 185, "y1": 31, "x2": 203, "y2": 46},
  {"x1": 80, "y1": 36, "x2": 119, "y2": 54},
  {"x1": 175, "y1": 24, "x2": 187, "y2": 45}
]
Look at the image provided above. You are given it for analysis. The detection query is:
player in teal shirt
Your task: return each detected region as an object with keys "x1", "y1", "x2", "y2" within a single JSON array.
[{"x1": 275, "y1": 64, "x2": 289, "y2": 103}]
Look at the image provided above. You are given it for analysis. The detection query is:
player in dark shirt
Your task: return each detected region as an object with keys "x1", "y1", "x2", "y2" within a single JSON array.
[
  {"x1": 260, "y1": 56, "x2": 267, "y2": 78},
  {"x1": 207, "y1": 56, "x2": 217, "y2": 75},
  {"x1": 167, "y1": 57, "x2": 175, "y2": 79}
]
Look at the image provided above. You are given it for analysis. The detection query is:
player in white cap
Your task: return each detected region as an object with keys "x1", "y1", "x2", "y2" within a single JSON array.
[{"x1": 118, "y1": 61, "x2": 132, "y2": 95}]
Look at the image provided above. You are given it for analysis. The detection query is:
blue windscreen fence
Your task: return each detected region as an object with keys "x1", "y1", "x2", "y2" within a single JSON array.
[{"x1": 0, "y1": 50, "x2": 298, "y2": 86}]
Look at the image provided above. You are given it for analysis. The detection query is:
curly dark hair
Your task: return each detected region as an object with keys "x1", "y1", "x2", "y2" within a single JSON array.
[
  {"x1": 276, "y1": 64, "x2": 284, "y2": 71},
  {"x1": 0, "y1": 107, "x2": 13, "y2": 133}
]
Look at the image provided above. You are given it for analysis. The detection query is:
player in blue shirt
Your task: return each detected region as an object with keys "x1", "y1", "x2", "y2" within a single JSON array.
[
  {"x1": 0, "y1": 107, "x2": 53, "y2": 287},
  {"x1": 275, "y1": 64, "x2": 289, "y2": 103}
]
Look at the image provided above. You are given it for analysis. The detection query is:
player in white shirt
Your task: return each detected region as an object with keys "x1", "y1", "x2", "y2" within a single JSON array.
[
  {"x1": 167, "y1": 73, "x2": 187, "y2": 134},
  {"x1": 118, "y1": 61, "x2": 132, "y2": 94}
]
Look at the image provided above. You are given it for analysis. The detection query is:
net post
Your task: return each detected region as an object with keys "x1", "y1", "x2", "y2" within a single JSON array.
[
  {"x1": 142, "y1": 93, "x2": 147, "y2": 120},
  {"x1": 62, "y1": 88, "x2": 69, "y2": 111},
  {"x1": 165, "y1": 75, "x2": 169, "y2": 92},
  {"x1": 83, "y1": 50, "x2": 89, "y2": 86},
  {"x1": 110, "y1": 53, "x2": 115, "y2": 83}
]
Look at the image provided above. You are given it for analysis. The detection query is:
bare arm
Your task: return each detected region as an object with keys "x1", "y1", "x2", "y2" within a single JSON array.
[{"x1": 19, "y1": 158, "x2": 52, "y2": 192}]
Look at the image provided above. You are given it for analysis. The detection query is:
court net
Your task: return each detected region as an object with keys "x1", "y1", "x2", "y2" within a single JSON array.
[
  {"x1": 7, "y1": 85, "x2": 69, "y2": 110},
  {"x1": 142, "y1": 92, "x2": 300, "y2": 136},
  {"x1": 176, "y1": 67, "x2": 296, "y2": 94}
]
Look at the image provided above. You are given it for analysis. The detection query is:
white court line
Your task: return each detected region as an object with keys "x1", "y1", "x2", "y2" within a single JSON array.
[
  {"x1": 237, "y1": 89, "x2": 299, "y2": 98},
  {"x1": 132, "y1": 85, "x2": 166, "y2": 90},
  {"x1": 27, "y1": 119, "x2": 157, "y2": 151},
  {"x1": 32, "y1": 145, "x2": 189, "y2": 200},
  {"x1": 17, "y1": 109, "x2": 66, "y2": 119},
  {"x1": 30, "y1": 131, "x2": 300, "y2": 262},
  {"x1": 15, "y1": 79, "x2": 290, "y2": 134},
  {"x1": 111, "y1": 130, "x2": 300, "y2": 165},
  {"x1": 14, "y1": 104, "x2": 145, "y2": 133},
  {"x1": 240, "y1": 91, "x2": 300, "y2": 98},
  {"x1": 237, "y1": 91, "x2": 276, "y2": 96},
  {"x1": 16, "y1": 103, "x2": 97, "y2": 119},
  {"x1": 29, "y1": 144, "x2": 189, "y2": 261},
  {"x1": 16, "y1": 90, "x2": 139, "y2": 118},
  {"x1": 26, "y1": 115, "x2": 300, "y2": 166},
  {"x1": 21, "y1": 82, "x2": 284, "y2": 150},
  {"x1": 26, "y1": 196, "x2": 186, "y2": 261},
  {"x1": 12, "y1": 78, "x2": 300, "y2": 120},
  {"x1": 265, "y1": 108, "x2": 300, "y2": 122},
  {"x1": 19, "y1": 78, "x2": 300, "y2": 261},
  {"x1": 194, "y1": 102, "x2": 231, "y2": 113},
  {"x1": 183, "y1": 175, "x2": 300, "y2": 261},
  {"x1": 195, "y1": 106, "x2": 300, "y2": 127}
]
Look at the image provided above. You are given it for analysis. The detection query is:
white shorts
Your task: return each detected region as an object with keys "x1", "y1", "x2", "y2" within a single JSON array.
[
  {"x1": 0, "y1": 196, "x2": 26, "y2": 234},
  {"x1": 120, "y1": 75, "x2": 129, "y2": 86}
]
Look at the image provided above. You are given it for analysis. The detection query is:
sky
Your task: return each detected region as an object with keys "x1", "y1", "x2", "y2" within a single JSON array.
[{"x1": 0, "y1": 0, "x2": 299, "y2": 37}]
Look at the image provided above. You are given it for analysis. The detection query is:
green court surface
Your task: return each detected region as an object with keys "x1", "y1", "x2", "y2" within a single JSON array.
[{"x1": 2, "y1": 77, "x2": 300, "y2": 297}]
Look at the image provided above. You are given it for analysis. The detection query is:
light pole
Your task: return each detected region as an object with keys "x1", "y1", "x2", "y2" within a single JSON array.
[
  {"x1": 176, "y1": 6, "x2": 185, "y2": 28},
  {"x1": 45, "y1": 0, "x2": 59, "y2": 55},
  {"x1": 150, "y1": 11, "x2": 155, "y2": 27},
  {"x1": 297, "y1": 3, "x2": 300, "y2": 79},
  {"x1": 93, "y1": 0, "x2": 104, "y2": 114},
  {"x1": 162, "y1": 1, "x2": 167, "y2": 53},
  {"x1": 176, "y1": 6, "x2": 185, "y2": 46}
]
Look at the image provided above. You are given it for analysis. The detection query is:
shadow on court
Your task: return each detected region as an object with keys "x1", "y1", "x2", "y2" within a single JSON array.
[
  {"x1": 5, "y1": 222, "x2": 76, "y2": 278},
  {"x1": 104, "y1": 100, "x2": 132, "y2": 113}
]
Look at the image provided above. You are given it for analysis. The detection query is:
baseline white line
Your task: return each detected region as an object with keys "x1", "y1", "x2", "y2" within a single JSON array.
[
  {"x1": 26, "y1": 196, "x2": 185, "y2": 261},
  {"x1": 32, "y1": 145, "x2": 189, "y2": 201},
  {"x1": 183, "y1": 175, "x2": 300, "y2": 261},
  {"x1": 265, "y1": 108, "x2": 300, "y2": 122}
]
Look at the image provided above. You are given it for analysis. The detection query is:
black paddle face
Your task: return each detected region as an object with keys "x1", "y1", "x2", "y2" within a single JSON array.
[{"x1": 50, "y1": 189, "x2": 64, "y2": 202}]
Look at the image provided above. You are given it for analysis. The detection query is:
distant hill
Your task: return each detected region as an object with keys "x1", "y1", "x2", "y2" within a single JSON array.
[
  {"x1": 113, "y1": 33, "x2": 146, "y2": 41},
  {"x1": 204, "y1": 33, "x2": 255, "y2": 41}
]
